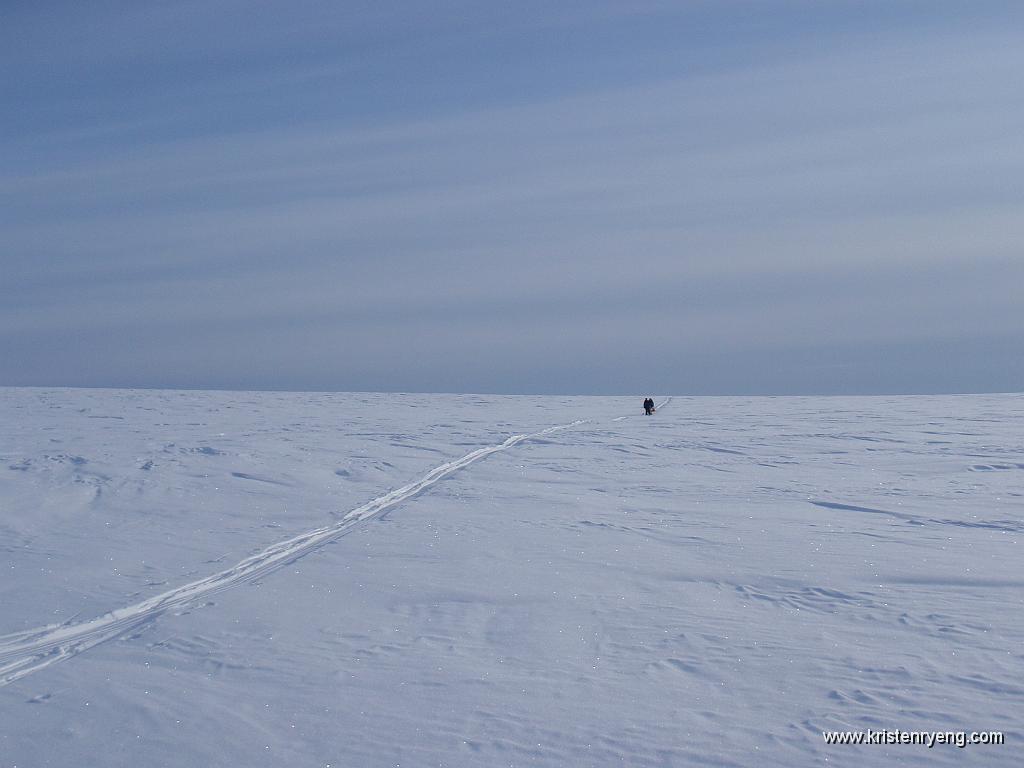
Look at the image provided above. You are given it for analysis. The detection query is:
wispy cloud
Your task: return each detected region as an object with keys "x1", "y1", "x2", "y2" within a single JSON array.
[{"x1": 2, "y1": 3, "x2": 1022, "y2": 393}]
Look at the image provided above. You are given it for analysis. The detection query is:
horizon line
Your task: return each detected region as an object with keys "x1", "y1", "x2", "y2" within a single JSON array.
[{"x1": 1, "y1": 383, "x2": 1020, "y2": 399}]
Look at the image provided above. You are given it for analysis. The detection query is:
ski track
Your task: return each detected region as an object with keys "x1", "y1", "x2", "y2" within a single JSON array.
[{"x1": 0, "y1": 399, "x2": 670, "y2": 687}]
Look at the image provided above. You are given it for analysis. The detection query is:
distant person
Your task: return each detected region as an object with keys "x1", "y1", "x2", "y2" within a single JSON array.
[{"x1": 644, "y1": 397, "x2": 654, "y2": 415}]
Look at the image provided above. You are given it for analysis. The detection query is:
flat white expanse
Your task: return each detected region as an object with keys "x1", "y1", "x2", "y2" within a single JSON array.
[{"x1": 1, "y1": 388, "x2": 1021, "y2": 767}]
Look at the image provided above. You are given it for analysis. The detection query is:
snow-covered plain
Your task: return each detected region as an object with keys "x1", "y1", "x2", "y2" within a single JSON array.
[{"x1": 1, "y1": 387, "x2": 1021, "y2": 767}]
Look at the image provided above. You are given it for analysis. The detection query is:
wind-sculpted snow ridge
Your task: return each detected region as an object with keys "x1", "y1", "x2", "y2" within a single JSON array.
[
  {"x1": 7, "y1": 391, "x2": 1024, "y2": 767},
  {"x1": 0, "y1": 401, "x2": 671, "y2": 688}
]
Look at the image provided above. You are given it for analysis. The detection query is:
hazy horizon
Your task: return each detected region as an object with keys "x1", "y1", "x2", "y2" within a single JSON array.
[{"x1": 2, "y1": 383, "x2": 1021, "y2": 399}]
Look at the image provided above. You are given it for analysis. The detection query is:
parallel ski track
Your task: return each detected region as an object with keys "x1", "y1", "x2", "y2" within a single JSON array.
[{"x1": 0, "y1": 399, "x2": 670, "y2": 687}]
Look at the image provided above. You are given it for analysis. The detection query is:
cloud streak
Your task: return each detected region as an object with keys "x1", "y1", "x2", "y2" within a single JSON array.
[{"x1": 2, "y1": 2, "x2": 1023, "y2": 393}]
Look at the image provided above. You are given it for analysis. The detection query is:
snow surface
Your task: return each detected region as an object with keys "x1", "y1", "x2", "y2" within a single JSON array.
[{"x1": 1, "y1": 387, "x2": 1021, "y2": 767}]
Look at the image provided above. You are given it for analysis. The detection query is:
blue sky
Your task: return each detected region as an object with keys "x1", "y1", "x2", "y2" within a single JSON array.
[{"x1": 2, "y1": 1, "x2": 1022, "y2": 394}]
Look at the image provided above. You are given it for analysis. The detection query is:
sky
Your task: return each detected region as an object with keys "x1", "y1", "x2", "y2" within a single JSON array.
[{"x1": 2, "y1": 0, "x2": 1023, "y2": 395}]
